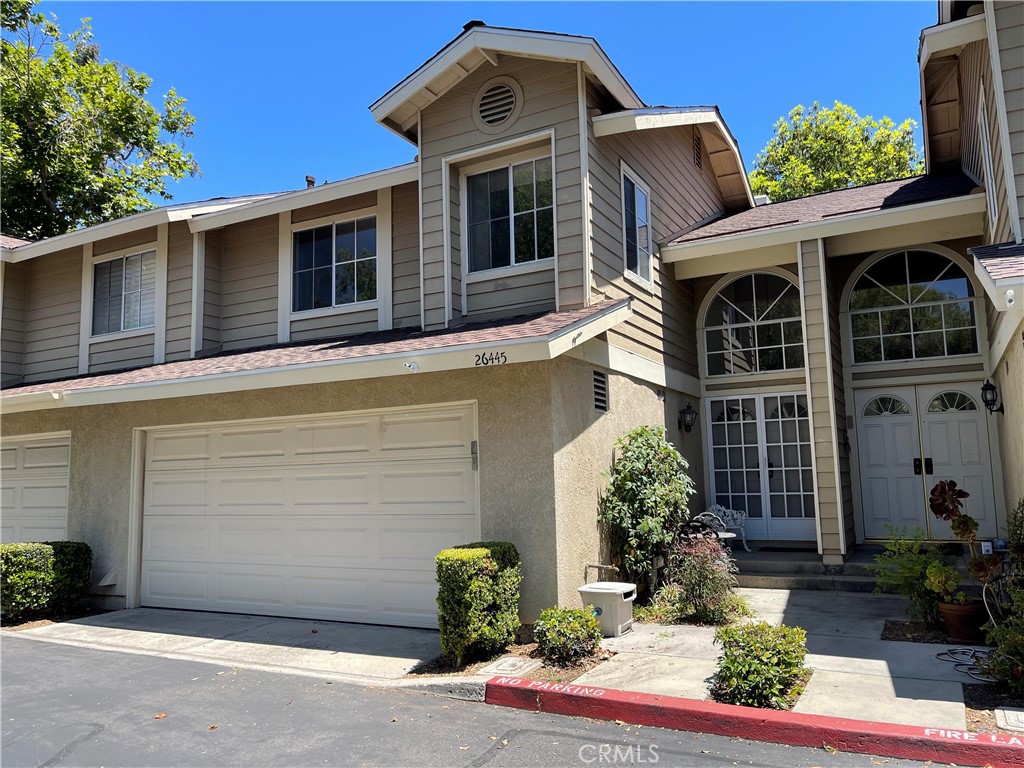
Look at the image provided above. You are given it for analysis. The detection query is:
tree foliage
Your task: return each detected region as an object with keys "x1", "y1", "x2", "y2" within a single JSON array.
[
  {"x1": 749, "y1": 101, "x2": 924, "y2": 203},
  {"x1": 1, "y1": 0, "x2": 199, "y2": 239}
]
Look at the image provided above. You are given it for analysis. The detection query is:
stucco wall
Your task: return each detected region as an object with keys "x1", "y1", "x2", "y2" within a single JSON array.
[
  {"x1": 993, "y1": 314, "x2": 1024, "y2": 516},
  {"x1": 0, "y1": 363, "x2": 561, "y2": 620},
  {"x1": 548, "y1": 356, "x2": 704, "y2": 609}
]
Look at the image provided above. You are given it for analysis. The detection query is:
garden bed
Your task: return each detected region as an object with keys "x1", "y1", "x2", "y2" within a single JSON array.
[
  {"x1": 964, "y1": 683, "x2": 1024, "y2": 736},
  {"x1": 406, "y1": 643, "x2": 614, "y2": 683},
  {"x1": 1, "y1": 607, "x2": 110, "y2": 631},
  {"x1": 881, "y1": 619, "x2": 993, "y2": 646}
]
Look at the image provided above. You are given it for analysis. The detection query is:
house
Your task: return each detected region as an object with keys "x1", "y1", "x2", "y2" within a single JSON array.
[{"x1": 1, "y1": 5, "x2": 1021, "y2": 628}]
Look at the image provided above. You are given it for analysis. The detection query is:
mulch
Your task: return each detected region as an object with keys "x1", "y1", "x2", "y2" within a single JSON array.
[
  {"x1": 964, "y1": 683, "x2": 1024, "y2": 736},
  {"x1": 881, "y1": 619, "x2": 992, "y2": 646},
  {"x1": 1, "y1": 607, "x2": 110, "y2": 631},
  {"x1": 406, "y1": 642, "x2": 613, "y2": 683}
]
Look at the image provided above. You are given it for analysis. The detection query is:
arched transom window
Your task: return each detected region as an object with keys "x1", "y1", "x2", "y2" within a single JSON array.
[
  {"x1": 862, "y1": 395, "x2": 911, "y2": 417},
  {"x1": 849, "y1": 251, "x2": 978, "y2": 364},
  {"x1": 705, "y1": 273, "x2": 804, "y2": 375},
  {"x1": 927, "y1": 391, "x2": 978, "y2": 413}
]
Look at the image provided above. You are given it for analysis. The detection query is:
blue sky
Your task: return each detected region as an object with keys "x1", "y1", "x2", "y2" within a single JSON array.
[{"x1": 46, "y1": 1, "x2": 937, "y2": 203}]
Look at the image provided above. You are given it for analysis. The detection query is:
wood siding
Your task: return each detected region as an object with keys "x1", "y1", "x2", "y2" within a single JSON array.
[
  {"x1": 392, "y1": 182, "x2": 421, "y2": 329},
  {"x1": 93, "y1": 227, "x2": 157, "y2": 257},
  {"x1": 202, "y1": 229, "x2": 223, "y2": 354},
  {"x1": 465, "y1": 267, "x2": 556, "y2": 320},
  {"x1": 22, "y1": 248, "x2": 81, "y2": 383},
  {"x1": 995, "y1": 2, "x2": 1023, "y2": 237},
  {"x1": 419, "y1": 56, "x2": 581, "y2": 329},
  {"x1": 825, "y1": 255, "x2": 855, "y2": 548},
  {"x1": 88, "y1": 332, "x2": 155, "y2": 372},
  {"x1": 799, "y1": 240, "x2": 845, "y2": 558},
  {"x1": 587, "y1": 83, "x2": 728, "y2": 378},
  {"x1": 290, "y1": 309, "x2": 378, "y2": 342},
  {"x1": 2, "y1": 262, "x2": 28, "y2": 387},
  {"x1": 291, "y1": 191, "x2": 376, "y2": 226},
  {"x1": 219, "y1": 215, "x2": 279, "y2": 351},
  {"x1": 165, "y1": 222, "x2": 193, "y2": 362}
]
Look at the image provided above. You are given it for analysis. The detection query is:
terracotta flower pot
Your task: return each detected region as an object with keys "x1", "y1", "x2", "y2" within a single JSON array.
[{"x1": 937, "y1": 600, "x2": 987, "y2": 644}]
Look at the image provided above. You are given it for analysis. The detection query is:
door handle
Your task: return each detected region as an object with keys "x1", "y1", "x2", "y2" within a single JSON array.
[
  {"x1": 924, "y1": 458, "x2": 933, "y2": 475},
  {"x1": 913, "y1": 458, "x2": 922, "y2": 475}
]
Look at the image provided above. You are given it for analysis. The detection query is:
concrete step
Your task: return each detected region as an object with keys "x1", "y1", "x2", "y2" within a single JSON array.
[{"x1": 736, "y1": 573, "x2": 880, "y2": 593}]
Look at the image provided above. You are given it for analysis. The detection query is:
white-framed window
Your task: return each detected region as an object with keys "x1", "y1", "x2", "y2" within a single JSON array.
[
  {"x1": 978, "y1": 84, "x2": 998, "y2": 227},
  {"x1": 92, "y1": 249, "x2": 156, "y2": 336},
  {"x1": 466, "y1": 155, "x2": 553, "y2": 273},
  {"x1": 621, "y1": 163, "x2": 652, "y2": 284},
  {"x1": 848, "y1": 250, "x2": 978, "y2": 363},
  {"x1": 704, "y1": 272, "x2": 804, "y2": 376},
  {"x1": 291, "y1": 216, "x2": 377, "y2": 312}
]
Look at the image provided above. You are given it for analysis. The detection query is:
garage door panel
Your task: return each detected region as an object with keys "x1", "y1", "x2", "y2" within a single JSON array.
[
  {"x1": 1, "y1": 437, "x2": 70, "y2": 544},
  {"x1": 142, "y1": 404, "x2": 478, "y2": 628}
]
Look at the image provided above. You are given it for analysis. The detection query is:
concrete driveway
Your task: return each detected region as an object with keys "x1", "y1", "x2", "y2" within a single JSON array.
[{"x1": 5, "y1": 608, "x2": 440, "y2": 684}]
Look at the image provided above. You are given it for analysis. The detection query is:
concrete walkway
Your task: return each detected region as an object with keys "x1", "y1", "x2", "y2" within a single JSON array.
[
  {"x1": 574, "y1": 588, "x2": 983, "y2": 730},
  {"x1": 4, "y1": 608, "x2": 441, "y2": 684}
]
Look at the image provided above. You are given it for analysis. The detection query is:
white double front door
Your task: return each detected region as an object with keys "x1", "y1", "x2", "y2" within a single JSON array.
[
  {"x1": 706, "y1": 393, "x2": 817, "y2": 542},
  {"x1": 854, "y1": 382, "x2": 996, "y2": 539}
]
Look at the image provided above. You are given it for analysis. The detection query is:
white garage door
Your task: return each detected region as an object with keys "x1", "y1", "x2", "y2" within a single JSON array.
[
  {"x1": 141, "y1": 403, "x2": 478, "y2": 628},
  {"x1": 0, "y1": 435, "x2": 70, "y2": 544}
]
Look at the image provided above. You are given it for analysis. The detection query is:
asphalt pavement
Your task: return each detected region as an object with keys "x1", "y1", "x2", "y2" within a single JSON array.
[{"x1": 1, "y1": 635, "x2": 942, "y2": 768}]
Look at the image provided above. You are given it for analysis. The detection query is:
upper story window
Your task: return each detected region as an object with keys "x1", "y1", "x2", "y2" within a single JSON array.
[
  {"x1": 467, "y1": 156, "x2": 553, "y2": 273},
  {"x1": 849, "y1": 250, "x2": 978, "y2": 364},
  {"x1": 704, "y1": 272, "x2": 803, "y2": 376},
  {"x1": 92, "y1": 250, "x2": 156, "y2": 336},
  {"x1": 292, "y1": 216, "x2": 376, "y2": 312},
  {"x1": 621, "y1": 165, "x2": 652, "y2": 284}
]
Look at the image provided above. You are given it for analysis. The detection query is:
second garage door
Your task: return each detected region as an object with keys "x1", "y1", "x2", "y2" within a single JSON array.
[
  {"x1": 1, "y1": 435, "x2": 70, "y2": 544},
  {"x1": 141, "y1": 403, "x2": 478, "y2": 628}
]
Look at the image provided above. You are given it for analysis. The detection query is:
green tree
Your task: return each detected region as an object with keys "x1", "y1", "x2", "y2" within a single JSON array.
[
  {"x1": 749, "y1": 101, "x2": 924, "y2": 203},
  {"x1": 1, "y1": 0, "x2": 199, "y2": 239}
]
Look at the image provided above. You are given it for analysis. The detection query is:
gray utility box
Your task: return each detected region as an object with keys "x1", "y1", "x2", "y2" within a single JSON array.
[{"x1": 578, "y1": 581, "x2": 636, "y2": 637}]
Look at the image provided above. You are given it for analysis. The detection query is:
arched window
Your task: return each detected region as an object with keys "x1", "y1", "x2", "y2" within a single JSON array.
[
  {"x1": 862, "y1": 395, "x2": 912, "y2": 417},
  {"x1": 705, "y1": 273, "x2": 803, "y2": 375},
  {"x1": 849, "y1": 251, "x2": 978, "y2": 363},
  {"x1": 927, "y1": 391, "x2": 978, "y2": 413}
]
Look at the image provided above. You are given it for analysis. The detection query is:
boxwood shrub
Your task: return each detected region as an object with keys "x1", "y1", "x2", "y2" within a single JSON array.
[
  {"x1": 435, "y1": 541, "x2": 521, "y2": 666},
  {"x1": 0, "y1": 541, "x2": 92, "y2": 621},
  {"x1": 533, "y1": 606, "x2": 602, "y2": 665},
  {"x1": 711, "y1": 622, "x2": 809, "y2": 709}
]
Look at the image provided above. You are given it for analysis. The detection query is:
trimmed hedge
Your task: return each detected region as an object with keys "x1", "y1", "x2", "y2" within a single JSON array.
[
  {"x1": 435, "y1": 541, "x2": 522, "y2": 666},
  {"x1": 711, "y1": 622, "x2": 808, "y2": 709},
  {"x1": 533, "y1": 606, "x2": 602, "y2": 665},
  {"x1": 0, "y1": 541, "x2": 92, "y2": 621}
]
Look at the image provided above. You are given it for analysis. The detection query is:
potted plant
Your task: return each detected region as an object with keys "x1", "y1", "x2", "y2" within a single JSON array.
[{"x1": 928, "y1": 480, "x2": 997, "y2": 642}]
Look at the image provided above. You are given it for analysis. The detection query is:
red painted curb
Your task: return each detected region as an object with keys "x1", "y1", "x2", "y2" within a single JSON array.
[{"x1": 485, "y1": 677, "x2": 1024, "y2": 767}]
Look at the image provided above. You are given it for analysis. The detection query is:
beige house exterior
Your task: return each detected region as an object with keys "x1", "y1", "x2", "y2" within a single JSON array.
[{"x1": 1, "y1": 5, "x2": 1022, "y2": 625}]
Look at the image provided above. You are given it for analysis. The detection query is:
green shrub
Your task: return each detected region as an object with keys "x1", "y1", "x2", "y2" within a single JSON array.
[
  {"x1": 533, "y1": 606, "x2": 602, "y2": 665},
  {"x1": 981, "y1": 586, "x2": 1024, "y2": 696},
  {"x1": 1, "y1": 543, "x2": 55, "y2": 621},
  {"x1": 598, "y1": 426, "x2": 695, "y2": 584},
  {"x1": 46, "y1": 541, "x2": 92, "y2": 614},
  {"x1": 872, "y1": 526, "x2": 943, "y2": 626},
  {"x1": 711, "y1": 622, "x2": 809, "y2": 709},
  {"x1": 665, "y1": 536, "x2": 741, "y2": 625},
  {"x1": 1008, "y1": 497, "x2": 1024, "y2": 559},
  {"x1": 435, "y1": 541, "x2": 521, "y2": 667}
]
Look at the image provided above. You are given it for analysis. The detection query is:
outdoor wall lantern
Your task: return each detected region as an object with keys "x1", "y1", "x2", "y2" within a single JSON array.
[
  {"x1": 981, "y1": 380, "x2": 1004, "y2": 415},
  {"x1": 678, "y1": 403, "x2": 698, "y2": 433}
]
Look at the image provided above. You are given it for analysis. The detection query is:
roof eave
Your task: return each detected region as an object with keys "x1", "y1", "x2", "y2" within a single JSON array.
[
  {"x1": 661, "y1": 192, "x2": 987, "y2": 262},
  {"x1": 974, "y1": 260, "x2": 1024, "y2": 311}
]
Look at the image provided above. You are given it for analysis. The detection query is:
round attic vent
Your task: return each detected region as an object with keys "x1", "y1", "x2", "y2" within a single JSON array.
[{"x1": 473, "y1": 77, "x2": 524, "y2": 134}]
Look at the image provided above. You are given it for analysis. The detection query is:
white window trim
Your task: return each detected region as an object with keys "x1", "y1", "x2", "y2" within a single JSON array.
[
  {"x1": 443, "y1": 128, "x2": 557, "y2": 323},
  {"x1": 458, "y1": 149, "x2": 555, "y2": 284},
  {"x1": 277, "y1": 197, "x2": 392, "y2": 340},
  {"x1": 78, "y1": 226, "x2": 167, "y2": 374},
  {"x1": 977, "y1": 81, "x2": 998, "y2": 228},
  {"x1": 620, "y1": 160, "x2": 654, "y2": 290}
]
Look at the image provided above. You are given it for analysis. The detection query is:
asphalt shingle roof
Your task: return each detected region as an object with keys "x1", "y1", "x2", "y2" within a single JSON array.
[
  {"x1": 968, "y1": 242, "x2": 1024, "y2": 282},
  {"x1": 670, "y1": 174, "x2": 978, "y2": 245},
  {"x1": 1, "y1": 301, "x2": 624, "y2": 398},
  {"x1": 0, "y1": 234, "x2": 31, "y2": 248}
]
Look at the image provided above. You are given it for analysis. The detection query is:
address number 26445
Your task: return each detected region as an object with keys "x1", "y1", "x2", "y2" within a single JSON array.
[{"x1": 474, "y1": 351, "x2": 507, "y2": 366}]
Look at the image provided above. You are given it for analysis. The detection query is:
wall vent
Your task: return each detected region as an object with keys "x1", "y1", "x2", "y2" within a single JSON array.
[
  {"x1": 593, "y1": 370, "x2": 609, "y2": 412},
  {"x1": 693, "y1": 131, "x2": 703, "y2": 170},
  {"x1": 478, "y1": 83, "x2": 516, "y2": 126}
]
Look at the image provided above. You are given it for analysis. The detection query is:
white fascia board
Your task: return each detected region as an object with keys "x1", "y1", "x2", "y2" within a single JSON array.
[
  {"x1": 593, "y1": 109, "x2": 755, "y2": 207},
  {"x1": 0, "y1": 197, "x2": 275, "y2": 264},
  {"x1": 975, "y1": 260, "x2": 1024, "y2": 311},
  {"x1": 370, "y1": 27, "x2": 641, "y2": 127},
  {"x1": 661, "y1": 193, "x2": 987, "y2": 263},
  {"x1": 1, "y1": 300, "x2": 631, "y2": 413},
  {"x1": 919, "y1": 14, "x2": 986, "y2": 68},
  {"x1": 188, "y1": 164, "x2": 418, "y2": 233}
]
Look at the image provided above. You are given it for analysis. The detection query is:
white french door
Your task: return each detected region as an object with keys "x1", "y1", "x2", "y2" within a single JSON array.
[
  {"x1": 854, "y1": 382, "x2": 996, "y2": 539},
  {"x1": 706, "y1": 393, "x2": 816, "y2": 541}
]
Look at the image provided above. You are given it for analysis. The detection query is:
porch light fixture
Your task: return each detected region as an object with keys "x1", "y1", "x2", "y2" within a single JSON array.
[
  {"x1": 981, "y1": 380, "x2": 1004, "y2": 414},
  {"x1": 678, "y1": 403, "x2": 698, "y2": 433}
]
